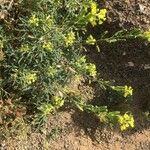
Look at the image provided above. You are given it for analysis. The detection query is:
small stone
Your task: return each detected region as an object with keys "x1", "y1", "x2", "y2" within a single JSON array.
[{"x1": 127, "y1": 62, "x2": 134, "y2": 67}]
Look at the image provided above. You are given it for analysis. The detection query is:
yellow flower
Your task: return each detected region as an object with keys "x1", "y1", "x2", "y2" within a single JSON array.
[
  {"x1": 142, "y1": 29, "x2": 150, "y2": 42},
  {"x1": 110, "y1": 85, "x2": 133, "y2": 98},
  {"x1": 120, "y1": 125, "x2": 126, "y2": 131},
  {"x1": 124, "y1": 86, "x2": 133, "y2": 98},
  {"x1": 24, "y1": 72, "x2": 37, "y2": 85},
  {"x1": 42, "y1": 41, "x2": 53, "y2": 52},
  {"x1": 47, "y1": 66, "x2": 57, "y2": 78},
  {"x1": 20, "y1": 44, "x2": 30, "y2": 52},
  {"x1": 118, "y1": 113, "x2": 134, "y2": 131},
  {"x1": 128, "y1": 120, "x2": 134, "y2": 128},
  {"x1": 86, "y1": 63, "x2": 97, "y2": 77},
  {"x1": 38, "y1": 103, "x2": 54, "y2": 115},
  {"x1": 125, "y1": 123, "x2": 129, "y2": 128},
  {"x1": 86, "y1": 35, "x2": 96, "y2": 45},
  {"x1": 97, "y1": 9, "x2": 107, "y2": 24},
  {"x1": 124, "y1": 113, "x2": 130, "y2": 120},
  {"x1": 52, "y1": 96, "x2": 64, "y2": 108},
  {"x1": 64, "y1": 31, "x2": 75, "y2": 47},
  {"x1": 118, "y1": 116, "x2": 124, "y2": 124},
  {"x1": 88, "y1": 16, "x2": 97, "y2": 26},
  {"x1": 91, "y1": 2, "x2": 97, "y2": 14},
  {"x1": 28, "y1": 14, "x2": 39, "y2": 27}
]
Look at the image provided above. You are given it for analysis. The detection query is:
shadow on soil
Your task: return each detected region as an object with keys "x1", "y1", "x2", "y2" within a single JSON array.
[{"x1": 72, "y1": 23, "x2": 150, "y2": 142}]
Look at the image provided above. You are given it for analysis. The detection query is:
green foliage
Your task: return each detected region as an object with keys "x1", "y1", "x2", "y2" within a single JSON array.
[
  {"x1": 33, "y1": 96, "x2": 64, "y2": 126},
  {"x1": 0, "y1": 0, "x2": 101, "y2": 128},
  {"x1": 110, "y1": 86, "x2": 133, "y2": 98},
  {"x1": 86, "y1": 28, "x2": 150, "y2": 45},
  {"x1": 74, "y1": 100, "x2": 134, "y2": 131},
  {"x1": 97, "y1": 79, "x2": 133, "y2": 104},
  {"x1": 0, "y1": 0, "x2": 138, "y2": 135},
  {"x1": 37, "y1": 96, "x2": 64, "y2": 116},
  {"x1": 106, "y1": 85, "x2": 133, "y2": 104}
]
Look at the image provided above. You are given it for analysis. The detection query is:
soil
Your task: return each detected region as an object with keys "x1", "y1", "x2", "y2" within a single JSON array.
[
  {"x1": 0, "y1": 0, "x2": 150, "y2": 150},
  {"x1": 104, "y1": 0, "x2": 150, "y2": 29},
  {"x1": 1, "y1": 110, "x2": 150, "y2": 150}
]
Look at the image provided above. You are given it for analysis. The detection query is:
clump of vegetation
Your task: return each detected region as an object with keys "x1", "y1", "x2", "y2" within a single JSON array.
[
  {"x1": 74, "y1": 83, "x2": 134, "y2": 131},
  {"x1": 2, "y1": 0, "x2": 149, "y2": 137},
  {"x1": 0, "y1": 0, "x2": 106, "y2": 134}
]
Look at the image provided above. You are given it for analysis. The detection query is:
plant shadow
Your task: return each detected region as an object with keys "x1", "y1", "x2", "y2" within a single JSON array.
[{"x1": 72, "y1": 23, "x2": 150, "y2": 142}]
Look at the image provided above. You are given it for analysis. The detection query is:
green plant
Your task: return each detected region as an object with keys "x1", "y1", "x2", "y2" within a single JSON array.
[
  {"x1": 74, "y1": 100, "x2": 134, "y2": 131},
  {"x1": 85, "y1": 28, "x2": 150, "y2": 48},
  {"x1": 0, "y1": 0, "x2": 105, "y2": 128},
  {"x1": 33, "y1": 96, "x2": 64, "y2": 126},
  {"x1": 106, "y1": 85, "x2": 133, "y2": 104},
  {"x1": 72, "y1": 79, "x2": 135, "y2": 131},
  {"x1": 0, "y1": 0, "x2": 138, "y2": 135},
  {"x1": 97, "y1": 79, "x2": 133, "y2": 104}
]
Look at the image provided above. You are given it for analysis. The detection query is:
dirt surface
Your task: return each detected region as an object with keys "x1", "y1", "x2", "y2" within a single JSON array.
[
  {"x1": 104, "y1": 0, "x2": 150, "y2": 29},
  {"x1": 87, "y1": 38, "x2": 150, "y2": 109},
  {"x1": 1, "y1": 110, "x2": 150, "y2": 150}
]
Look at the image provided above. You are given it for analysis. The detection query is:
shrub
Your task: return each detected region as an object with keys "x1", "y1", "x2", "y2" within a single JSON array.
[
  {"x1": 0, "y1": 0, "x2": 140, "y2": 133},
  {"x1": 0, "y1": 0, "x2": 105, "y2": 125}
]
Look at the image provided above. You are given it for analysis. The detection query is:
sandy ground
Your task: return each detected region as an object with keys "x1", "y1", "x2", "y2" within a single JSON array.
[{"x1": 1, "y1": 110, "x2": 149, "y2": 150}]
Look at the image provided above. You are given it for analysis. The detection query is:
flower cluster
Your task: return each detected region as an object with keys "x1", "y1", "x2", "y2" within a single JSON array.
[
  {"x1": 20, "y1": 44, "x2": 30, "y2": 52},
  {"x1": 52, "y1": 96, "x2": 64, "y2": 108},
  {"x1": 111, "y1": 85, "x2": 133, "y2": 98},
  {"x1": 37, "y1": 96, "x2": 64, "y2": 116},
  {"x1": 64, "y1": 31, "x2": 76, "y2": 47},
  {"x1": 124, "y1": 86, "x2": 133, "y2": 98},
  {"x1": 118, "y1": 113, "x2": 134, "y2": 131},
  {"x1": 86, "y1": 63, "x2": 97, "y2": 77},
  {"x1": 23, "y1": 72, "x2": 37, "y2": 85},
  {"x1": 28, "y1": 14, "x2": 39, "y2": 27},
  {"x1": 88, "y1": 2, "x2": 107, "y2": 26},
  {"x1": 38, "y1": 103, "x2": 54, "y2": 115},
  {"x1": 74, "y1": 56, "x2": 97, "y2": 77},
  {"x1": 42, "y1": 41, "x2": 53, "y2": 52},
  {"x1": 86, "y1": 35, "x2": 96, "y2": 45},
  {"x1": 142, "y1": 29, "x2": 150, "y2": 42}
]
